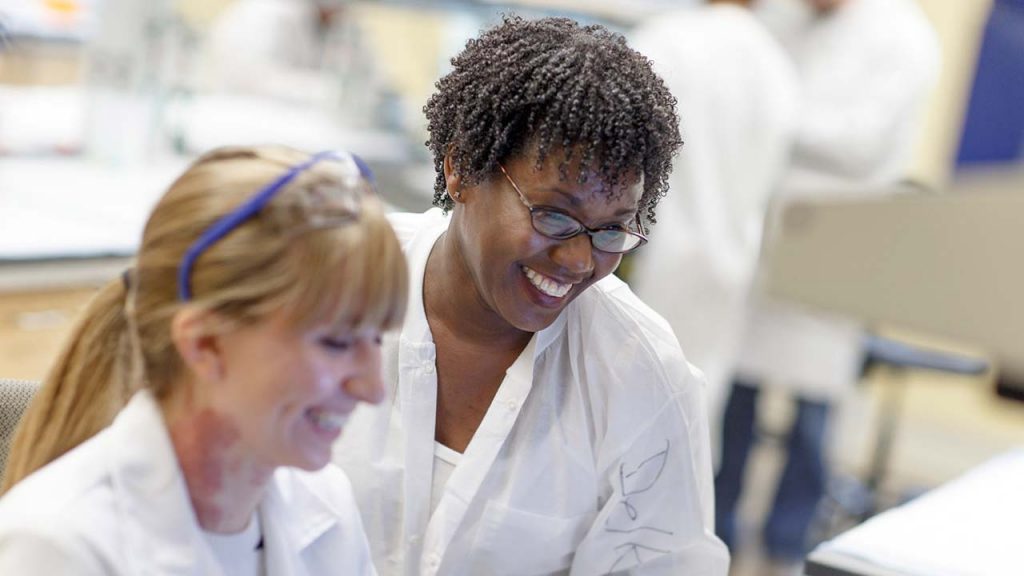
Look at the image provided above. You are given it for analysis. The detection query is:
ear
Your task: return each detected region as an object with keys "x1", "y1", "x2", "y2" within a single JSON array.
[
  {"x1": 170, "y1": 307, "x2": 225, "y2": 383},
  {"x1": 442, "y1": 148, "x2": 465, "y2": 204}
]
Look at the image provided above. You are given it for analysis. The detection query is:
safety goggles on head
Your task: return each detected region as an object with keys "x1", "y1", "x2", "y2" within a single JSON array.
[
  {"x1": 498, "y1": 163, "x2": 647, "y2": 254},
  {"x1": 177, "y1": 150, "x2": 374, "y2": 301}
]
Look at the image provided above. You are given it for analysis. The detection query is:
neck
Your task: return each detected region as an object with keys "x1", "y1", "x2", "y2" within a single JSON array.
[
  {"x1": 424, "y1": 230, "x2": 532, "y2": 352},
  {"x1": 161, "y1": 390, "x2": 272, "y2": 534}
]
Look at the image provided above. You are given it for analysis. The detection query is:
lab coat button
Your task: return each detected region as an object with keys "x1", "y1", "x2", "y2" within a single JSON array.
[
  {"x1": 409, "y1": 535, "x2": 420, "y2": 545},
  {"x1": 426, "y1": 552, "x2": 441, "y2": 572},
  {"x1": 505, "y1": 399, "x2": 518, "y2": 412},
  {"x1": 423, "y1": 362, "x2": 435, "y2": 374}
]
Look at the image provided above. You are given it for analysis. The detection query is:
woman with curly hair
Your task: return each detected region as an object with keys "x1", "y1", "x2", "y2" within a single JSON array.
[{"x1": 333, "y1": 15, "x2": 728, "y2": 575}]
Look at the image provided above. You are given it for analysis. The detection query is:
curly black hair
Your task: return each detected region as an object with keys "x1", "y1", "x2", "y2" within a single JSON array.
[{"x1": 423, "y1": 15, "x2": 682, "y2": 225}]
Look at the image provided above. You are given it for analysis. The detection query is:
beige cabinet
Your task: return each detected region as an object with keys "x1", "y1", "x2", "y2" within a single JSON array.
[{"x1": 0, "y1": 288, "x2": 100, "y2": 381}]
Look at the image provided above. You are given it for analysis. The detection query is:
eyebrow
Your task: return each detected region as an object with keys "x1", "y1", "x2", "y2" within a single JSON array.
[{"x1": 541, "y1": 186, "x2": 639, "y2": 221}]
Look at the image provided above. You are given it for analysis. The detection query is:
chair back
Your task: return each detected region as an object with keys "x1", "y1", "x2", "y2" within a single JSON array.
[{"x1": 0, "y1": 379, "x2": 39, "y2": 480}]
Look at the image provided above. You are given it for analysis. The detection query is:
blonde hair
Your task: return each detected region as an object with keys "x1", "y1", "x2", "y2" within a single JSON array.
[{"x1": 2, "y1": 146, "x2": 408, "y2": 493}]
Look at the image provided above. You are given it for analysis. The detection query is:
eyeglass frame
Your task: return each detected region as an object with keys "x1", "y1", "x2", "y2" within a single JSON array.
[
  {"x1": 177, "y1": 150, "x2": 374, "y2": 301},
  {"x1": 497, "y1": 163, "x2": 648, "y2": 254}
]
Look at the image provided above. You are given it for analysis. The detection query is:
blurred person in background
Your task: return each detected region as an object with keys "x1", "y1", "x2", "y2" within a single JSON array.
[
  {"x1": 628, "y1": 0, "x2": 800, "y2": 458},
  {"x1": 332, "y1": 15, "x2": 729, "y2": 576},
  {"x1": 713, "y1": 0, "x2": 941, "y2": 571},
  {"x1": 204, "y1": 0, "x2": 348, "y2": 104},
  {"x1": 0, "y1": 146, "x2": 407, "y2": 575}
]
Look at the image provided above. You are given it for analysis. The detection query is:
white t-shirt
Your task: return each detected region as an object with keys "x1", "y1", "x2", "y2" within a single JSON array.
[
  {"x1": 430, "y1": 443, "x2": 463, "y2": 515},
  {"x1": 203, "y1": 512, "x2": 265, "y2": 576}
]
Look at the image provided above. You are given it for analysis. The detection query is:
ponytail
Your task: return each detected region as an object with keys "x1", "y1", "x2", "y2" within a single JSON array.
[{"x1": 1, "y1": 279, "x2": 136, "y2": 494}]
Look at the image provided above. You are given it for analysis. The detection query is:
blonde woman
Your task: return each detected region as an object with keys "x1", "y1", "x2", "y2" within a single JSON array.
[{"x1": 0, "y1": 146, "x2": 407, "y2": 575}]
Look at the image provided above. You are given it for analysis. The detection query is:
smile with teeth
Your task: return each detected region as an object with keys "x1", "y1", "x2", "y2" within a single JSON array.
[
  {"x1": 307, "y1": 408, "x2": 348, "y2": 434},
  {"x1": 522, "y1": 266, "x2": 573, "y2": 298}
]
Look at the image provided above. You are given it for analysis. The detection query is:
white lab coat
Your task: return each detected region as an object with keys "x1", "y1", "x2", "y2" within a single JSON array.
[
  {"x1": 0, "y1": 390, "x2": 376, "y2": 576},
  {"x1": 332, "y1": 209, "x2": 729, "y2": 576},
  {"x1": 628, "y1": 4, "x2": 800, "y2": 414},
  {"x1": 734, "y1": 0, "x2": 941, "y2": 398}
]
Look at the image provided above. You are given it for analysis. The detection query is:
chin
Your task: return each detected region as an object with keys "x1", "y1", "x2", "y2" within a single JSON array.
[
  {"x1": 511, "y1": 306, "x2": 565, "y2": 333},
  {"x1": 290, "y1": 451, "x2": 332, "y2": 472}
]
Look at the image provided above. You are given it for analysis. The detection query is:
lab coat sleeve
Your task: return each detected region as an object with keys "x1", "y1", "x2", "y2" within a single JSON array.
[
  {"x1": 0, "y1": 528, "x2": 106, "y2": 575},
  {"x1": 793, "y1": 28, "x2": 941, "y2": 179},
  {"x1": 568, "y1": 374, "x2": 730, "y2": 575}
]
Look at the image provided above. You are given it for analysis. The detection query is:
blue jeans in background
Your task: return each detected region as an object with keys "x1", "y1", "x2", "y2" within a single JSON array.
[{"x1": 714, "y1": 380, "x2": 831, "y2": 561}]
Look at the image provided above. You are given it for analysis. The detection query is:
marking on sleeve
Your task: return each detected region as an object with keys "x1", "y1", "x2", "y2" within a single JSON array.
[{"x1": 603, "y1": 439, "x2": 674, "y2": 573}]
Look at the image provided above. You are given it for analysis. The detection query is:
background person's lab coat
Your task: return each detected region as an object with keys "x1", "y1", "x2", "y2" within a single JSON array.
[
  {"x1": 629, "y1": 3, "x2": 800, "y2": 416},
  {"x1": 204, "y1": 0, "x2": 335, "y2": 104},
  {"x1": 735, "y1": 0, "x2": 942, "y2": 399}
]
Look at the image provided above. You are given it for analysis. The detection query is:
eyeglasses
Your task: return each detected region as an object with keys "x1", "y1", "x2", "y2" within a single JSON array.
[
  {"x1": 498, "y1": 163, "x2": 647, "y2": 254},
  {"x1": 177, "y1": 150, "x2": 374, "y2": 301}
]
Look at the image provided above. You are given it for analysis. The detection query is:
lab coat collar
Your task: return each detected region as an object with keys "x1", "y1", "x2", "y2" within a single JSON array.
[
  {"x1": 401, "y1": 210, "x2": 441, "y2": 346},
  {"x1": 259, "y1": 468, "x2": 347, "y2": 576},
  {"x1": 400, "y1": 211, "x2": 567, "y2": 570},
  {"x1": 107, "y1": 390, "x2": 217, "y2": 575},
  {"x1": 108, "y1": 391, "x2": 346, "y2": 576},
  {"x1": 420, "y1": 334, "x2": 538, "y2": 570},
  {"x1": 535, "y1": 307, "x2": 566, "y2": 357}
]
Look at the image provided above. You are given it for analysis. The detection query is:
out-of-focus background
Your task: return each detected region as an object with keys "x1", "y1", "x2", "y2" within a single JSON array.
[{"x1": 0, "y1": 1, "x2": 1021, "y2": 574}]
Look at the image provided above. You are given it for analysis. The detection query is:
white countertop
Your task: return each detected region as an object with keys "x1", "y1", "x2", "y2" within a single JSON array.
[
  {"x1": 807, "y1": 449, "x2": 1024, "y2": 576},
  {"x1": 0, "y1": 156, "x2": 186, "y2": 261}
]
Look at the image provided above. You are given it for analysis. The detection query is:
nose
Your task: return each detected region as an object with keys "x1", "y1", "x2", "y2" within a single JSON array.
[
  {"x1": 550, "y1": 232, "x2": 595, "y2": 279},
  {"x1": 342, "y1": 339, "x2": 386, "y2": 405}
]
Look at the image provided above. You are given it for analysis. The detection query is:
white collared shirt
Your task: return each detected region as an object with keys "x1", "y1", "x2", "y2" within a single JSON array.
[
  {"x1": 0, "y1": 390, "x2": 376, "y2": 576},
  {"x1": 333, "y1": 209, "x2": 729, "y2": 576}
]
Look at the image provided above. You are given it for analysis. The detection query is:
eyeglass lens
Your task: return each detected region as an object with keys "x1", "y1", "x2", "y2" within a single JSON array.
[{"x1": 530, "y1": 209, "x2": 641, "y2": 252}]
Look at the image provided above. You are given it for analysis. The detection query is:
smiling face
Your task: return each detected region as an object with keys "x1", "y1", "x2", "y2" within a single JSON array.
[
  {"x1": 209, "y1": 310, "x2": 385, "y2": 472},
  {"x1": 448, "y1": 148, "x2": 644, "y2": 334}
]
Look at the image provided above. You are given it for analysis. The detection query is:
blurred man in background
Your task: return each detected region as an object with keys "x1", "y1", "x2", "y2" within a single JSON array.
[
  {"x1": 629, "y1": 0, "x2": 800, "y2": 447},
  {"x1": 713, "y1": 0, "x2": 941, "y2": 572}
]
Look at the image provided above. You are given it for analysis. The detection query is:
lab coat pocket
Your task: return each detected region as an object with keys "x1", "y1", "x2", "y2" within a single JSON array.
[{"x1": 471, "y1": 500, "x2": 591, "y2": 575}]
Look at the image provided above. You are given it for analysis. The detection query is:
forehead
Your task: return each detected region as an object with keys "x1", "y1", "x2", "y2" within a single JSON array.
[{"x1": 505, "y1": 146, "x2": 644, "y2": 210}]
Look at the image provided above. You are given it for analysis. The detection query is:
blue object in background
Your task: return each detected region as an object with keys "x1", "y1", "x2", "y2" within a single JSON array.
[{"x1": 956, "y1": 0, "x2": 1024, "y2": 167}]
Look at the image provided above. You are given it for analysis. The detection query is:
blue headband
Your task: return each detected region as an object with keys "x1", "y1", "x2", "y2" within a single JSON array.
[{"x1": 177, "y1": 150, "x2": 373, "y2": 301}]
